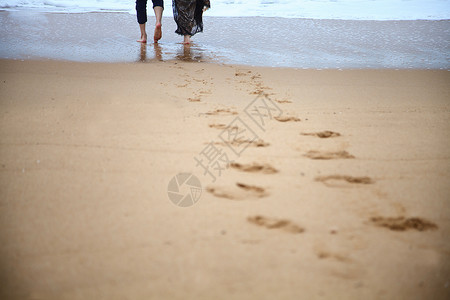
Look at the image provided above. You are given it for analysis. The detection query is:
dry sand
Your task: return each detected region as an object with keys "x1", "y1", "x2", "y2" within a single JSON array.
[{"x1": 0, "y1": 59, "x2": 449, "y2": 299}]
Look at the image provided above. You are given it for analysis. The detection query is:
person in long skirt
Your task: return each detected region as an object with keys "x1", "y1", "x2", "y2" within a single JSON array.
[{"x1": 173, "y1": 0, "x2": 211, "y2": 44}]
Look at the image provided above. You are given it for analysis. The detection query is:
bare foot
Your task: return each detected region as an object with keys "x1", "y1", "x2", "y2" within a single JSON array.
[
  {"x1": 137, "y1": 33, "x2": 147, "y2": 43},
  {"x1": 183, "y1": 35, "x2": 191, "y2": 45},
  {"x1": 154, "y1": 23, "x2": 162, "y2": 43}
]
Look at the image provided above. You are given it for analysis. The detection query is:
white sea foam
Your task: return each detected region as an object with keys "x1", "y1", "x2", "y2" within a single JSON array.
[{"x1": 0, "y1": 0, "x2": 449, "y2": 20}]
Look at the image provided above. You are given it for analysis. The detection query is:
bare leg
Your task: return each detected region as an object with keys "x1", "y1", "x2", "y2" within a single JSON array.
[
  {"x1": 183, "y1": 35, "x2": 191, "y2": 45},
  {"x1": 153, "y1": 6, "x2": 163, "y2": 43},
  {"x1": 137, "y1": 23, "x2": 147, "y2": 43}
]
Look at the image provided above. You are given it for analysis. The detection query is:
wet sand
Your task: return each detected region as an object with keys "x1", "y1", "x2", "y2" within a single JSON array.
[
  {"x1": 0, "y1": 11, "x2": 449, "y2": 68},
  {"x1": 0, "y1": 59, "x2": 449, "y2": 299}
]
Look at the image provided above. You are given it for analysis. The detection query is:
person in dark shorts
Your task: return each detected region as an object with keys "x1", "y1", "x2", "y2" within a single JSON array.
[
  {"x1": 173, "y1": 0, "x2": 210, "y2": 44},
  {"x1": 136, "y1": 0, "x2": 164, "y2": 43}
]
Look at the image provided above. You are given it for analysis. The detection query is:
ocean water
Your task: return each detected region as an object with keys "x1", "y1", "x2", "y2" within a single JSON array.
[
  {"x1": 1, "y1": 0, "x2": 449, "y2": 20},
  {"x1": 1, "y1": 1, "x2": 449, "y2": 68}
]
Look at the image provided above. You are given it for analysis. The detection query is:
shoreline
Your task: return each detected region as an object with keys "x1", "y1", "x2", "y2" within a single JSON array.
[
  {"x1": 1, "y1": 11, "x2": 449, "y2": 69},
  {"x1": 5, "y1": 57, "x2": 449, "y2": 71},
  {"x1": 2, "y1": 8, "x2": 450, "y2": 20}
]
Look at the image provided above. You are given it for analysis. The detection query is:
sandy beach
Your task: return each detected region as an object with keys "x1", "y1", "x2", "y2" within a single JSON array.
[
  {"x1": 0, "y1": 57, "x2": 449, "y2": 299},
  {"x1": 1, "y1": 5, "x2": 450, "y2": 299}
]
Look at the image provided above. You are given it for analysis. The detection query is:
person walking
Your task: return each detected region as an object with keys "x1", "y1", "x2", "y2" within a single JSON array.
[
  {"x1": 173, "y1": 0, "x2": 210, "y2": 44},
  {"x1": 136, "y1": 0, "x2": 164, "y2": 43}
]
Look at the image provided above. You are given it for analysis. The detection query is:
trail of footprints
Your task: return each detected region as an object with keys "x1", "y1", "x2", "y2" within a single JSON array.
[
  {"x1": 176, "y1": 64, "x2": 438, "y2": 281},
  {"x1": 193, "y1": 67, "x2": 438, "y2": 238},
  {"x1": 205, "y1": 68, "x2": 285, "y2": 202},
  {"x1": 171, "y1": 66, "x2": 213, "y2": 103}
]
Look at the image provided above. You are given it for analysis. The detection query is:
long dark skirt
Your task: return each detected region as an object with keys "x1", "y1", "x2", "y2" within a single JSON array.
[{"x1": 173, "y1": 0, "x2": 210, "y2": 36}]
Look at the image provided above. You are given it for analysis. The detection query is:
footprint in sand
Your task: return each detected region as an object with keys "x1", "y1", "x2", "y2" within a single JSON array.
[
  {"x1": 304, "y1": 150, "x2": 354, "y2": 160},
  {"x1": 275, "y1": 116, "x2": 301, "y2": 122},
  {"x1": 316, "y1": 251, "x2": 352, "y2": 263},
  {"x1": 233, "y1": 68, "x2": 275, "y2": 96},
  {"x1": 208, "y1": 123, "x2": 239, "y2": 130},
  {"x1": 235, "y1": 71, "x2": 248, "y2": 77},
  {"x1": 212, "y1": 138, "x2": 270, "y2": 148},
  {"x1": 315, "y1": 175, "x2": 374, "y2": 187},
  {"x1": 251, "y1": 89, "x2": 269, "y2": 96},
  {"x1": 250, "y1": 83, "x2": 273, "y2": 96},
  {"x1": 314, "y1": 248, "x2": 364, "y2": 280},
  {"x1": 205, "y1": 108, "x2": 238, "y2": 116},
  {"x1": 207, "y1": 182, "x2": 268, "y2": 200},
  {"x1": 247, "y1": 215, "x2": 305, "y2": 234},
  {"x1": 301, "y1": 131, "x2": 341, "y2": 138},
  {"x1": 230, "y1": 162, "x2": 278, "y2": 174},
  {"x1": 370, "y1": 216, "x2": 438, "y2": 231},
  {"x1": 275, "y1": 99, "x2": 292, "y2": 104}
]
